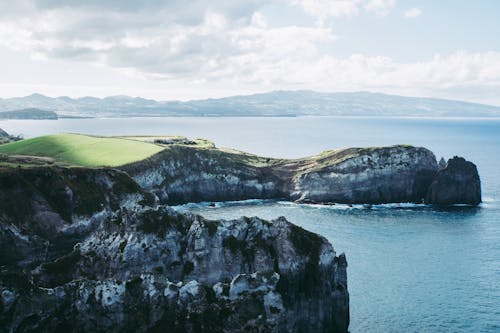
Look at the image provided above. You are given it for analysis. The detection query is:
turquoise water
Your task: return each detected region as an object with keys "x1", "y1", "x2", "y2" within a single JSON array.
[{"x1": 1, "y1": 116, "x2": 499, "y2": 332}]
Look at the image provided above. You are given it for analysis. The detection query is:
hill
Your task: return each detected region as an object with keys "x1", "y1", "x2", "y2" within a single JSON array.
[
  {"x1": 0, "y1": 108, "x2": 58, "y2": 119},
  {"x1": 1, "y1": 91, "x2": 499, "y2": 117},
  {"x1": 0, "y1": 134, "x2": 164, "y2": 167}
]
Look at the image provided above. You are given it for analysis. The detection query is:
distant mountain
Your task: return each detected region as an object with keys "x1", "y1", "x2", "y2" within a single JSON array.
[
  {"x1": 0, "y1": 108, "x2": 58, "y2": 120},
  {"x1": 0, "y1": 91, "x2": 499, "y2": 118}
]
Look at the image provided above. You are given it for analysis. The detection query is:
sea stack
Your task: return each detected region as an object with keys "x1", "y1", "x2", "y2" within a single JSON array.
[{"x1": 426, "y1": 156, "x2": 482, "y2": 205}]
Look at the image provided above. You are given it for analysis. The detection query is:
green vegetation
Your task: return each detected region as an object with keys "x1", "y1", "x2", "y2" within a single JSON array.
[
  {"x1": 0, "y1": 134, "x2": 164, "y2": 167},
  {"x1": 0, "y1": 132, "x2": 403, "y2": 171}
]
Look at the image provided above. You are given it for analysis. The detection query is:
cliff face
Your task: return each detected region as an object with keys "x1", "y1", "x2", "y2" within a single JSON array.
[
  {"x1": 122, "y1": 146, "x2": 286, "y2": 204},
  {"x1": 122, "y1": 145, "x2": 442, "y2": 205},
  {"x1": 289, "y1": 146, "x2": 438, "y2": 204},
  {"x1": 123, "y1": 144, "x2": 482, "y2": 206},
  {"x1": 426, "y1": 156, "x2": 482, "y2": 205},
  {"x1": 0, "y1": 166, "x2": 349, "y2": 333}
]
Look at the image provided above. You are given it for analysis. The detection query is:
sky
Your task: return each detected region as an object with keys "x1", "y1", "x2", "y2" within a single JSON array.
[{"x1": 0, "y1": 0, "x2": 499, "y2": 104}]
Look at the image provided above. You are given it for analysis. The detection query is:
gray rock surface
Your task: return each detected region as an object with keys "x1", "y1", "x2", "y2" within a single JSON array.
[
  {"x1": 289, "y1": 146, "x2": 438, "y2": 204},
  {"x1": 0, "y1": 166, "x2": 349, "y2": 332},
  {"x1": 123, "y1": 144, "x2": 481, "y2": 206},
  {"x1": 122, "y1": 145, "x2": 440, "y2": 205},
  {"x1": 426, "y1": 156, "x2": 481, "y2": 205}
]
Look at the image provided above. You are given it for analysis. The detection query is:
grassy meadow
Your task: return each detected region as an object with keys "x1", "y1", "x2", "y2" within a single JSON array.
[{"x1": 0, "y1": 133, "x2": 165, "y2": 167}]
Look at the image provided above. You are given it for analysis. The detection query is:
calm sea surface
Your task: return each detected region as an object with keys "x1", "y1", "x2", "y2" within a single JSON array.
[{"x1": 1, "y1": 116, "x2": 499, "y2": 332}]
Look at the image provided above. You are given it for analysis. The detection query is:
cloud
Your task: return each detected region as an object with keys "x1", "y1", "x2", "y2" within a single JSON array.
[
  {"x1": 292, "y1": 0, "x2": 397, "y2": 23},
  {"x1": 292, "y1": 0, "x2": 361, "y2": 22},
  {"x1": 364, "y1": 0, "x2": 396, "y2": 16},
  {"x1": 405, "y1": 7, "x2": 422, "y2": 18},
  {"x1": 1, "y1": 0, "x2": 500, "y2": 103}
]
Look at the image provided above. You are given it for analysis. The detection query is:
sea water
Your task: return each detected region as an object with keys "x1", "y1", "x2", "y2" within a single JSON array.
[{"x1": 1, "y1": 116, "x2": 499, "y2": 332}]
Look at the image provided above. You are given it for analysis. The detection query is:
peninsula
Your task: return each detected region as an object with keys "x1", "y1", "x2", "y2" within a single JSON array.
[{"x1": 0, "y1": 133, "x2": 481, "y2": 332}]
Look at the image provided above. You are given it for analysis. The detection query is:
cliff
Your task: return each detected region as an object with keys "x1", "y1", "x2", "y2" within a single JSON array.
[
  {"x1": 121, "y1": 144, "x2": 480, "y2": 205},
  {"x1": 426, "y1": 156, "x2": 481, "y2": 205},
  {"x1": 0, "y1": 166, "x2": 349, "y2": 332},
  {"x1": 0, "y1": 134, "x2": 480, "y2": 205}
]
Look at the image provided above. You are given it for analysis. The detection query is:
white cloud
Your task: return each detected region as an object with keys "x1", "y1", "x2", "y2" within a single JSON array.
[
  {"x1": 292, "y1": 0, "x2": 396, "y2": 23},
  {"x1": 364, "y1": 0, "x2": 396, "y2": 16},
  {"x1": 405, "y1": 7, "x2": 422, "y2": 18},
  {"x1": 292, "y1": 0, "x2": 361, "y2": 22},
  {"x1": 1, "y1": 0, "x2": 500, "y2": 104}
]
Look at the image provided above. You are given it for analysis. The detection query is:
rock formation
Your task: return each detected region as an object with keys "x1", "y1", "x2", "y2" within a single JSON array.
[
  {"x1": 123, "y1": 145, "x2": 431, "y2": 205},
  {"x1": 426, "y1": 156, "x2": 481, "y2": 205},
  {"x1": 122, "y1": 144, "x2": 480, "y2": 206},
  {"x1": 0, "y1": 128, "x2": 21, "y2": 144},
  {"x1": 0, "y1": 166, "x2": 349, "y2": 332},
  {"x1": 288, "y1": 146, "x2": 438, "y2": 204},
  {"x1": 0, "y1": 141, "x2": 482, "y2": 332}
]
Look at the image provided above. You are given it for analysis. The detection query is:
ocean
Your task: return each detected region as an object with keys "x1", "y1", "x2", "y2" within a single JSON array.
[{"x1": 1, "y1": 116, "x2": 499, "y2": 332}]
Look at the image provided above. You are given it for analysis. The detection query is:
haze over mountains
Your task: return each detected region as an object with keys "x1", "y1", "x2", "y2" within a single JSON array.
[{"x1": 1, "y1": 91, "x2": 499, "y2": 118}]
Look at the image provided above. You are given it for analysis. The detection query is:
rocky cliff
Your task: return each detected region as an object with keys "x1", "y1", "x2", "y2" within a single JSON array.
[
  {"x1": 122, "y1": 144, "x2": 480, "y2": 206},
  {"x1": 0, "y1": 166, "x2": 349, "y2": 332},
  {"x1": 426, "y1": 156, "x2": 481, "y2": 205}
]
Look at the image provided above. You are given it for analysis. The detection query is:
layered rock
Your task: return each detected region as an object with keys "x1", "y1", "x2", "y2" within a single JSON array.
[
  {"x1": 121, "y1": 146, "x2": 285, "y2": 204},
  {"x1": 122, "y1": 145, "x2": 442, "y2": 205},
  {"x1": 288, "y1": 146, "x2": 438, "y2": 204},
  {"x1": 0, "y1": 166, "x2": 349, "y2": 332},
  {"x1": 426, "y1": 156, "x2": 481, "y2": 205},
  {"x1": 122, "y1": 144, "x2": 481, "y2": 206}
]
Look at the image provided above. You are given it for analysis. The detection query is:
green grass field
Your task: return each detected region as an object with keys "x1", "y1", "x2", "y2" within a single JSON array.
[{"x1": 0, "y1": 134, "x2": 165, "y2": 167}]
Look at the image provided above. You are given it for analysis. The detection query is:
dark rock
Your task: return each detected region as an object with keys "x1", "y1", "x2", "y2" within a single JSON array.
[
  {"x1": 0, "y1": 167, "x2": 349, "y2": 332},
  {"x1": 426, "y1": 156, "x2": 481, "y2": 205},
  {"x1": 438, "y1": 157, "x2": 447, "y2": 170}
]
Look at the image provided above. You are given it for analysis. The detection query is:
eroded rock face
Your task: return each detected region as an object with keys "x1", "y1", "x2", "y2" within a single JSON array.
[
  {"x1": 123, "y1": 145, "x2": 483, "y2": 206},
  {"x1": 0, "y1": 166, "x2": 154, "y2": 267},
  {"x1": 290, "y1": 146, "x2": 438, "y2": 204},
  {"x1": 426, "y1": 156, "x2": 481, "y2": 205},
  {"x1": 123, "y1": 145, "x2": 440, "y2": 205},
  {"x1": 122, "y1": 146, "x2": 285, "y2": 204},
  {"x1": 0, "y1": 167, "x2": 349, "y2": 332}
]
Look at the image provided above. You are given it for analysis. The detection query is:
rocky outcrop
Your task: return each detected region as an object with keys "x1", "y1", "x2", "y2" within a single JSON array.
[
  {"x1": 0, "y1": 128, "x2": 21, "y2": 144},
  {"x1": 122, "y1": 145, "x2": 440, "y2": 205},
  {"x1": 0, "y1": 166, "x2": 349, "y2": 332},
  {"x1": 288, "y1": 146, "x2": 438, "y2": 204},
  {"x1": 122, "y1": 144, "x2": 481, "y2": 206},
  {"x1": 426, "y1": 156, "x2": 481, "y2": 205},
  {"x1": 121, "y1": 146, "x2": 285, "y2": 204},
  {"x1": 0, "y1": 166, "x2": 154, "y2": 267}
]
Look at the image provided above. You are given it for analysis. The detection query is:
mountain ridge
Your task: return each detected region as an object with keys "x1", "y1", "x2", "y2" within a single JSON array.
[{"x1": 1, "y1": 90, "x2": 500, "y2": 118}]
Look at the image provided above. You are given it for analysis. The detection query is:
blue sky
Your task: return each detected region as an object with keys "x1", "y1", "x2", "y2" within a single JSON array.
[{"x1": 0, "y1": 0, "x2": 499, "y2": 104}]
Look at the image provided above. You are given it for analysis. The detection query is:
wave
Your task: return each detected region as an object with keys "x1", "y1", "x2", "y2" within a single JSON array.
[
  {"x1": 171, "y1": 198, "x2": 278, "y2": 212},
  {"x1": 173, "y1": 199, "x2": 485, "y2": 212}
]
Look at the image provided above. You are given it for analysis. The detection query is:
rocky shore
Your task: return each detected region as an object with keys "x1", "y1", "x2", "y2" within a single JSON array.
[
  {"x1": 122, "y1": 144, "x2": 481, "y2": 206},
  {"x1": 0, "y1": 142, "x2": 482, "y2": 332}
]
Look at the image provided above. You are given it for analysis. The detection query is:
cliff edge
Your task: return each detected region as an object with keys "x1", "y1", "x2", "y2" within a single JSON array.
[
  {"x1": 121, "y1": 144, "x2": 481, "y2": 206},
  {"x1": 0, "y1": 166, "x2": 349, "y2": 332}
]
